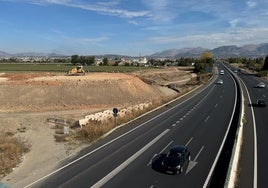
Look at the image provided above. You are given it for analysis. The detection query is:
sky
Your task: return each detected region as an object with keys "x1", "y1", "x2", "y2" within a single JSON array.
[{"x1": 0, "y1": 0, "x2": 268, "y2": 56}]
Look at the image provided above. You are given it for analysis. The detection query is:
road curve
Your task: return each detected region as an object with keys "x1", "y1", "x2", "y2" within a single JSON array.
[{"x1": 26, "y1": 64, "x2": 238, "y2": 188}]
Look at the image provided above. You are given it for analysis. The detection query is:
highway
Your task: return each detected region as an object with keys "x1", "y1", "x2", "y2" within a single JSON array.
[
  {"x1": 26, "y1": 64, "x2": 238, "y2": 188},
  {"x1": 235, "y1": 70, "x2": 268, "y2": 188}
]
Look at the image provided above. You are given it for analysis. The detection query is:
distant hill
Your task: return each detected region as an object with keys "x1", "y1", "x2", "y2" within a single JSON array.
[
  {"x1": 0, "y1": 51, "x2": 12, "y2": 57},
  {"x1": 150, "y1": 43, "x2": 268, "y2": 58},
  {"x1": 210, "y1": 43, "x2": 268, "y2": 58},
  {"x1": 1, "y1": 43, "x2": 268, "y2": 58},
  {"x1": 150, "y1": 47, "x2": 208, "y2": 58},
  {"x1": 0, "y1": 52, "x2": 66, "y2": 58}
]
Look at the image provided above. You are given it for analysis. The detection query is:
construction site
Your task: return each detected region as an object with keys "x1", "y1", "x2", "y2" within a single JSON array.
[{"x1": 0, "y1": 67, "x2": 208, "y2": 187}]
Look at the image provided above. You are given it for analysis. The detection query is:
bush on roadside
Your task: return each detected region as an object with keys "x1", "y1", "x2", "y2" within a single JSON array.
[
  {"x1": 0, "y1": 132, "x2": 30, "y2": 178},
  {"x1": 256, "y1": 70, "x2": 268, "y2": 77},
  {"x1": 68, "y1": 73, "x2": 212, "y2": 144}
]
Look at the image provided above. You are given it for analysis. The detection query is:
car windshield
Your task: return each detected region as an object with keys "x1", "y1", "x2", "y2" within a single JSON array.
[{"x1": 167, "y1": 151, "x2": 182, "y2": 158}]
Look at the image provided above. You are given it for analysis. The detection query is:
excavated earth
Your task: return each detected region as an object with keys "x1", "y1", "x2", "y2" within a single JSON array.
[{"x1": 0, "y1": 67, "x2": 197, "y2": 187}]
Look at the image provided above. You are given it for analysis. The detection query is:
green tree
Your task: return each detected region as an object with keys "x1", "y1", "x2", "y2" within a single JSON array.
[
  {"x1": 71, "y1": 55, "x2": 79, "y2": 65},
  {"x1": 103, "y1": 57, "x2": 109, "y2": 65},
  {"x1": 194, "y1": 52, "x2": 214, "y2": 73},
  {"x1": 87, "y1": 56, "x2": 95, "y2": 65}
]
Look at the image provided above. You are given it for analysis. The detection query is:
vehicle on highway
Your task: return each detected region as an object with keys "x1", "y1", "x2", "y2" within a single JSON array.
[
  {"x1": 161, "y1": 145, "x2": 191, "y2": 174},
  {"x1": 256, "y1": 82, "x2": 265, "y2": 88},
  {"x1": 216, "y1": 79, "x2": 223, "y2": 85},
  {"x1": 256, "y1": 99, "x2": 267, "y2": 107},
  {"x1": 220, "y1": 70, "x2": 224, "y2": 75}
]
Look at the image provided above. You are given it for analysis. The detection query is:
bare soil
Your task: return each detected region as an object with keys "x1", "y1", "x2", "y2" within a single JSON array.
[{"x1": 0, "y1": 67, "x2": 197, "y2": 187}]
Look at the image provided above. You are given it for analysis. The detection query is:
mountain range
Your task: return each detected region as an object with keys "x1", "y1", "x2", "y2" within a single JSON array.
[
  {"x1": 150, "y1": 43, "x2": 268, "y2": 58},
  {"x1": 1, "y1": 43, "x2": 268, "y2": 58},
  {"x1": 0, "y1": 52, "x2": 66, "y2": 58}
]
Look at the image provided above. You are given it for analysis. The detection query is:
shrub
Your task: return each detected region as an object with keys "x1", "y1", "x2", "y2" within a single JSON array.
[
  {"x1": 257, "y1": 71, "x2": 268, "y2": 77},
  {"x1": 0, "y1": 132, "x2": 30, "y2": 178}
]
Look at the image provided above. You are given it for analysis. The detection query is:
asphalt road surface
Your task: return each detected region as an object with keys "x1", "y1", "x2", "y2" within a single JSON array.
[
  {"x1": 235, "y1": 69, "x2": 268, "y2": 188},
  {"x1": 26, "y1": 65, "x2": 238, "y2": 188}
]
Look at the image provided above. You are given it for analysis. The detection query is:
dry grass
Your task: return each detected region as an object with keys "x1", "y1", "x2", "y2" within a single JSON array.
[
  {"x1": 0, "y1": 132, "x2": 30, "y2": 178},
  {"x1": 70, "y1": 121, "x2": 115, "y2": 143},
  {"x1": 68, "y1": 75, "x2": 210, "y2": 143}
]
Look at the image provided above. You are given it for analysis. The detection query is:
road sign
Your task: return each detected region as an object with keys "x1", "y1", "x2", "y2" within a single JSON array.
[{"x1": 113, "y1": 107, "x2": 119, "y2": 115}]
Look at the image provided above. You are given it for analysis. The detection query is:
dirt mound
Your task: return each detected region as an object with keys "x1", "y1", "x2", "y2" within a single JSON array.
[
  {"x1": 0, "y1": 71, "x2": 181, "y2": 113},
  {"x1": 0, "y1": 67, "x2": 198, "y2": 187}
]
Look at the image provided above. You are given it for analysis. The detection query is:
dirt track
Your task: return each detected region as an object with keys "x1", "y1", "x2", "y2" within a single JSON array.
[{"x1": 0, "y1": 67, "x2": 197, "y2": 187}]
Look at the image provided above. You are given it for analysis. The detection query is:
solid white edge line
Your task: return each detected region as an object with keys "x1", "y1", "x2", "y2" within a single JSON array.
[
  {"x1": 91, "y1": 129, "x2": 170, "y2": 188},
  {"x1": 203, "y1": 64, "x2": 238, "y2": 188},
  {"x1": 25, "y1": 69, "x2": 217, "y2": 188},
  {"x1": 224, "y1": 75, "x2": 244, "y2": 188},
  {"x1": 239, "y1": 79, "x2": 257, "y2": 188}
]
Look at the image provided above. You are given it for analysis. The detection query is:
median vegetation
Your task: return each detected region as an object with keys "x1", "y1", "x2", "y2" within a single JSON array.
[{"x1": 228, "y1": 54, "x2": 268, "y2": 77}]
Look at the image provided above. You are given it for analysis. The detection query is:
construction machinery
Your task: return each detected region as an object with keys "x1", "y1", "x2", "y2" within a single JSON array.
[{"x1": 67, "y1": 65, "x2": 86, "y2": 76}]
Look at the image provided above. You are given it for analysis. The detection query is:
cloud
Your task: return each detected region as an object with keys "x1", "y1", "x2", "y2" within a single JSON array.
[
  {"x1": 147, "y1": 27, "x2": 268, "y2": 48},
  {"x1": 246, "y1": 1, "x2": 257, "y2": 8},
  {"x1": 229, "y1": 19, "x2": 240, "y2": 28},
  {"x1": 128, "y1": 20, "x2": 139, "y2": 25},
  {"x1": 18, "y1": 0, "x2": 151, "y2": 19}
]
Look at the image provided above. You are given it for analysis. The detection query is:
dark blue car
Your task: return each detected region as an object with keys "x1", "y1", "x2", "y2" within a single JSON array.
[{"x1": 161, "y1": 145, "x2": 191, "y2": 174}]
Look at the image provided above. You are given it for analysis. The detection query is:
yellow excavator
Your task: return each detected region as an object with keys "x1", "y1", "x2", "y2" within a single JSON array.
[{"x1": 67, "y1": 65, "x2": 86, "y2": 76}]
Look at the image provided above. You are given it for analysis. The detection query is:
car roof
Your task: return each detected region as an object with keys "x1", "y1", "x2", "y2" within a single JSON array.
[{"x1": 170, "y1": 145, "x2": 187, "y2": 153}]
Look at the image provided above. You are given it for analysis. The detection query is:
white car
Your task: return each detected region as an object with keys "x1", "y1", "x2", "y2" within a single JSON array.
[
  {"x1": 220, "y1": 70, "x2": 224, "y2": 75},
  {"x1": 256, "y1": 82, "x2": 265, "y2": 88},
  {"x1": 217, "y1": 79, "x2": 223, "y2": 85}
]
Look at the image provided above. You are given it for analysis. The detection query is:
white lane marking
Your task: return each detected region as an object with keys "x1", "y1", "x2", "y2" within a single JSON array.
[
  {"x1": 147, "y1": 154, "x2": 157, "y2": 167},
  {"x1": 159, "y1": 140, "x2": 174, "y2": 154},
  {"x1": 180, "y1": 118, "x2": 183, "y2": 120},
  {"x1": 146, "y1": 139, "x2": 174, "y2": 166},
  {"x1": 220, "y1": 95, "x2": 223, "y2": 98},
  {"x1": 176, "y1": 121, "x2": 180, "y2": 124},
  {"x1": 186, "y1": 146, "x2": 204, "y2": 174},
  {"x1": 203, "y1": 67, "x2": 238, "y2": 188},
  {"x1": 204, "y1": 116, "x2": 210, "y2": 122},
  {"x1": 263, "y1": 94, "x2": 266, "y2": 98},
  {"x1": 240, "y1": 80, "x2": 258, "y2": 188},
  {"x1": 91, "y1": 129, "x2": 170, "y2": 188},
  {"x1": 194, "y1": 146, "x2": 204, "y2": 162},
  {"x1": 215, "y1": 103, "x2": 218, "y2": 108},
  {"x1": 185, "y1": 137, "x2": 193, "y2": 146},
  {"x1": 25, "y1": 68, "x2": 217, "y2": 188},
  {"x1": 172, "y1": 123, "x2": 176, "y2": 127}
]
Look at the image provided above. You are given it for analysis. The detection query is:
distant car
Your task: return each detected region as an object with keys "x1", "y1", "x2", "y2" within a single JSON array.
[
  {"x1": 256, "y1": 82, "x2": 265, "y2": 88},
  {"x1": 256, "y1": 99, "x2": 267, "y2": 107},
  {"x1": 217, "y1": 79, "x2": 223, "y2": 85},
  {"x1": 234, "y1": 70, "x2": 238, "y2": 73},
  {"x1": 161, "y1": 145, "x2": 191, "y2": 174},
  {"x1": 220, "y1": 70, "x2": 224, "y2": 75}
]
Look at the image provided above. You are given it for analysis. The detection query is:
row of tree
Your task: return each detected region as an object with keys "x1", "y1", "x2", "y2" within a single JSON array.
[
  {"x1": 71, "y1": 55, "x2": 95, "y2": 65},
  {"x1": 70, "y1": 52, "x2": 215, "y2": 73},
  {"x1": 228, "y1": 56, "x2": 268, "y2": 71}
]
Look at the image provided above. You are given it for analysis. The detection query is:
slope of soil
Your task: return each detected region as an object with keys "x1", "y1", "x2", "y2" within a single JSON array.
[{"x1": 0, "y1": 67, "x2": 197, "y2": 187}]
